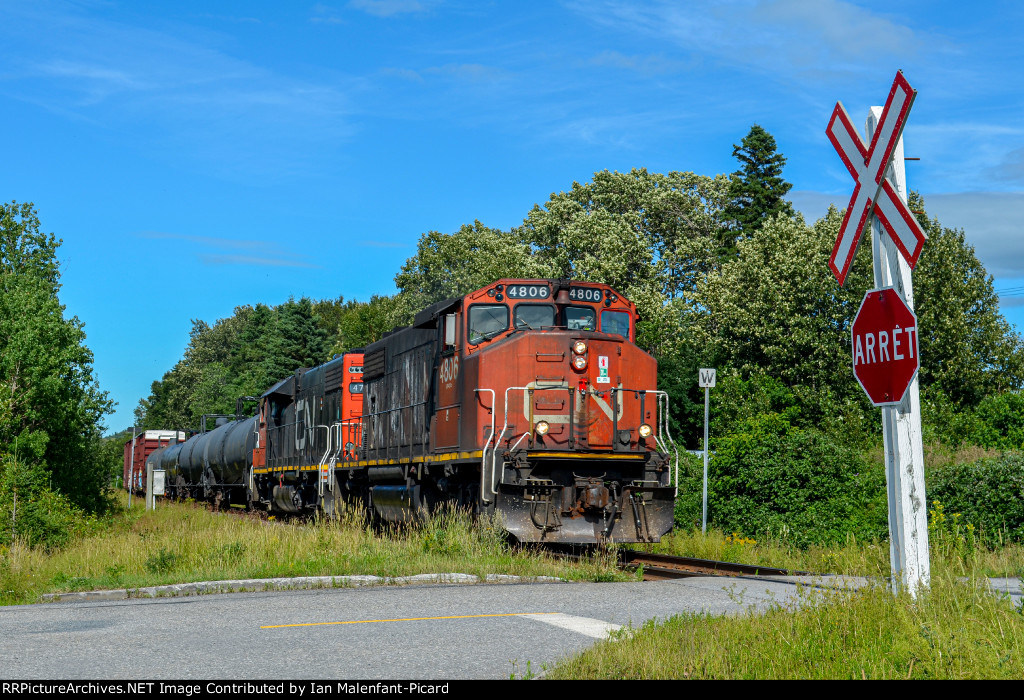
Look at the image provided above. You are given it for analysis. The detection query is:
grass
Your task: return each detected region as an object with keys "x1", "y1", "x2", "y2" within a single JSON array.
[
  {"x1": 6, "y1": 492, "x2": 1023, "y2": 679},
  {"x1": 0, "y1": 492, "x2": 628, "y2": 605},
  {"x1": 543, "y1": 493, "x2": 1024, "y2": 680},
  {"x1": 545, "y1": 567, "x2": 1024, "y2": 679}
]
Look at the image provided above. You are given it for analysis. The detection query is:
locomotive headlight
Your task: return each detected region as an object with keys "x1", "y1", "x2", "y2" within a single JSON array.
[
  {"x1": 638, "y1": 423, "x2": 653, "y2": 438},
  {"x1": 535, "y1": 420, "x2": 550, "y2": 436},
  {"x1": 572, "y1": 355, "x2": 588, "y2": 370},
  {"x1": 345, "y1": 442, "x2": 355, "y2": 451},
  {"x1": 572, "y1": 340, "x2": 588, "y2": 355}
]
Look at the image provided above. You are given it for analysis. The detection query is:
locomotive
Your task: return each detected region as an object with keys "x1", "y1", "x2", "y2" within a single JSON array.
[{"x1": 143, "y1": 279, "x2": 678, "y2": 544}]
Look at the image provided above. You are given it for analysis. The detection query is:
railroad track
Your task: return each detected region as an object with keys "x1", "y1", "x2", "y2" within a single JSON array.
[{"x1": 619, "y1": 550, "x2": 808, "y2": 581}]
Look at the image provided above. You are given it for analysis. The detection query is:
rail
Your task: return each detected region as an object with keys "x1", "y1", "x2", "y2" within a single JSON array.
[{"x1": 619, "y1": 550, "x2": 808, "y2": 581}]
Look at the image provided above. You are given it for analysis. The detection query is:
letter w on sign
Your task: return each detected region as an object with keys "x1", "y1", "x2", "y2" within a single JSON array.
[{"x1": 827, "y1": 71, "x2": 927, "y2": 285}]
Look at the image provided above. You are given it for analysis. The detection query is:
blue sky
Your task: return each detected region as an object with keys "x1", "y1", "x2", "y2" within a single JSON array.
[{"x1": 1, "y1": 1, "x2": 1021, "y2": 434}]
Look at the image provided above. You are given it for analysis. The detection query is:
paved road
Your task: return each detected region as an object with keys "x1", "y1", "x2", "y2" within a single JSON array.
[{"x1": 1, "y1": 575, "x2": 1019, "y2": 680}]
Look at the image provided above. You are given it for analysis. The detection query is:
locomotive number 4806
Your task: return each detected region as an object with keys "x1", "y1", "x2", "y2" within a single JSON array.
[
  {"x1": 505, "y1": 284, "x2": 550, "y2": 299},
  {"x1": 568, "y1": 287, "x2": 602, "y2": 302}
]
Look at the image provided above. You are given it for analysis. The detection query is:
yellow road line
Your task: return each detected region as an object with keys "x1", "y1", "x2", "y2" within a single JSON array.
[{"x1": 261, "y1": 612, "x2": 556, "y2": 629}]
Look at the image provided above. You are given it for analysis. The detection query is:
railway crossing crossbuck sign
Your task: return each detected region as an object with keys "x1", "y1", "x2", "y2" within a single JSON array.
[
  {"x1": 826, "y1": 70, "x2": 927, "y2": 285},
  {"x1": 852, "y1": 288, "x2": 919, "y2": 406}
]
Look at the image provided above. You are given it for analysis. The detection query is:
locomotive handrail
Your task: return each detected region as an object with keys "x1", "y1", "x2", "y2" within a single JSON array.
[
  {"x1": 474, "y1": 389, "x2": 496, "y2": 505},
  {"x1": 361, "y1": 400, "x2": 430, "y2": 463},
  {"x1": 509, "y1": 431, "x2": 531, "y2": 453},
  {"x1": 337, "y1": 418, "x2": 361, "y2": 462},
  {"x1": 496, "y1": 386, "x2": 533, "y2": 499},
  {"x1": 649, "y1": 390, "x2": 679, "y2": 493},
  {"x1": 314, "y1": 424, "x2": 333, "y2": 497}
]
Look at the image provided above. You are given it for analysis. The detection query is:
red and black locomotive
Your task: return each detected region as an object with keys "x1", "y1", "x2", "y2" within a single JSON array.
[{"x1": 140, "y1": 279, "x2": 677, "y2": 544}]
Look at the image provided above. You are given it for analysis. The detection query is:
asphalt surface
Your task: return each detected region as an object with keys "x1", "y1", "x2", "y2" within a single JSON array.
[{"x1": 2, "y1": 574, "x2": 1019, "y2": 680}]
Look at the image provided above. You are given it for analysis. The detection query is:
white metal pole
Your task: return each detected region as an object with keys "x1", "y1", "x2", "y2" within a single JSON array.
[
  {"x1": 867, "y1": 107, "x2": 930, "y2": 596},
  {"x1": 702, "y1": 385, "x2": 709, "y2": 534}
]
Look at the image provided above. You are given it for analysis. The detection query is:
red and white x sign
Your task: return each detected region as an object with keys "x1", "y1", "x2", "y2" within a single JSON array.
[{"x1": 827, "y1": 71, "x2": 927, "y2": 285}]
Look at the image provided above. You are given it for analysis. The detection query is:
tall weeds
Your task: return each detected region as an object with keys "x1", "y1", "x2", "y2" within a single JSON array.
[
  {"x1": 548, "y1": 567, "x2": 1024, "y2": 679},
  {"x1": 0, "y1": 494, "x2": 625, "y2": 605}
]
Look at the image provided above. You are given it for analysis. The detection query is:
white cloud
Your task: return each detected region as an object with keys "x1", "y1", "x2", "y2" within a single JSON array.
[
  {"x1": 990, "y1": 147, "x2": 1024, "y2": 186},
  {"x1": 140, "y1": 232, "x2": 321, "y2": 268},
  {"x1": 791, "y1": 190, "x2": 1024, "y2": 280},
  {"x1": 2, "y1": 5, "x2": 356, "y2": 178},
  {"x1": 923, "y1": 192, "x2": 1024, "y2": 278},
  {"x1": 566, "y1": 0, "x2": 942, "y2": 82},
  {"x1": 588, "y1": 51, "x2": 685, "y2": 77},
  {"x1": 347, "y1": 0, "x2": 428, "y2": 18}
]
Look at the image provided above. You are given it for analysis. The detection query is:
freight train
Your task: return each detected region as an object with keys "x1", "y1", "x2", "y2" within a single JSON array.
[{"x1": 138, "y1": 279, "x2": 678, "y2": 544}]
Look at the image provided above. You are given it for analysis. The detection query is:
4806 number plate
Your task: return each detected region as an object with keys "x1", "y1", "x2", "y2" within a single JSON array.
[
  {"x1": 505, "y1": 284, "x2": 551, "y2": 299},
  {"x1": 568, "y1": 286, "x2": 603, "y2": 302}
]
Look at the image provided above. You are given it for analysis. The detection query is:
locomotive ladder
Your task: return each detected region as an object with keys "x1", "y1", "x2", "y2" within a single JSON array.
[{"x1": 317, "y1": 423, "x2": 344, "y2": 503}]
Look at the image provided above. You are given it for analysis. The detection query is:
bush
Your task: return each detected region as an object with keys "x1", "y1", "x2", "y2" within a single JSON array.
[
  {"x1": 968, "y1": 393, "x2": 1024, "y2": 450},
  {"x1": 0, "y1": 455, "x2": 85, "y2": 551},
  {"x1": 927, "y1": 452, "x2": 1024, "y2": 544},
  {"x1": 922, "y1": 388, "x2": 1024, "y2": 451},
  {"x1": 701, "y1": 413, "x2": 887, "y2": 547},
  {"x1": 709, "y1": 372, "x2": 876, "y2": 448}
]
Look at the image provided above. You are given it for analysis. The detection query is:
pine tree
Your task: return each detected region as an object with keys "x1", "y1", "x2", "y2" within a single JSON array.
[{"x1": 720, "y1": 125, "x2": 794, "y2": 258}]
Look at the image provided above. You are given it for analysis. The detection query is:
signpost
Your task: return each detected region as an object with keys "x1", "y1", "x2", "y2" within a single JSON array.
[
  {"x1": 698, "y1": 368, "x2": 716, "y2": 534},
  {"x1": 828, "y1": 71, "x2": 930, "y2": 595}
]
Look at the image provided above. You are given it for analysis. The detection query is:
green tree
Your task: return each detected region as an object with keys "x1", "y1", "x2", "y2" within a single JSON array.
[
  {"x1": 694, "y1": 208, "x2": 875, "y2": 436},
  {"x1": 394, "y1": 221, "x2": 548, "y2": 319},
  {"x1": 322, "y1": 295, "x2": 405, "y2": 354},
  {"x1": 522, "y1": 169, "x2": 726, "y2": 320},
  {"x1": 229, "y1": 303, "x2": 278, "y2": 399},
  {"x1": 0, "y1": 201, "x2": 113, "y2": 514},
  {"x1": 265, "y1": 296, "x2": 330, "y2": 380},
  {"x1": 910, "y1": 192, "x2": 1024, "y2": 407},
  {"x1": 720, "y1": 125, "x2": 794, "y2": 258}
]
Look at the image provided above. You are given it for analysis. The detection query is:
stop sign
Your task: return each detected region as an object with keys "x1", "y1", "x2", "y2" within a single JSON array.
[{"x1": 852, "y1": 288, "x2": 920, "y2": 406}]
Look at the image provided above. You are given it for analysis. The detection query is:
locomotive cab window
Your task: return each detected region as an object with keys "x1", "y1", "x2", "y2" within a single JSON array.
[
  {"x1": 513, "y1": 304, "x2": 554, "y2": 330},
  {"x1": 566, "y1": 306, "x2": 596, "y2": 331},
  {"x1": 601, "y1": 310, "x2": 630, "y2": 339},
  {"x1": 468, "y1": 304, "x2": 509, "y2": 345}
]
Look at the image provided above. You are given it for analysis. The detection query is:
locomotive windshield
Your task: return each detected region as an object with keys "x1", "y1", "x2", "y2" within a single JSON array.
[
  {"x1": 566, "y1": 306, "x2": 596, "y2": 331},
  {"x1": 468, "y1": 304, "x2": 508, "y2": 344},
  {"x1": 514, "y1": 304, "x2": 554, "y2": 330},
  {"x1": 601, "y1": 310, "x2": 630, "y2": 339}
]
